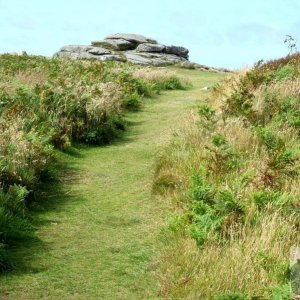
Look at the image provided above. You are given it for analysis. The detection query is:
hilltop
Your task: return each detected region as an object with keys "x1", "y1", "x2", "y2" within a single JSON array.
[{"x1": 53, "y1": 33, "x2": 231, "y2": 72}]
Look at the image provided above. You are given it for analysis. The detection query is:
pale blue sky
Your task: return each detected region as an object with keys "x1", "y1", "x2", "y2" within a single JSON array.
[{"x1": 0, "y1": 0, "x2": 299, "y2": 68}]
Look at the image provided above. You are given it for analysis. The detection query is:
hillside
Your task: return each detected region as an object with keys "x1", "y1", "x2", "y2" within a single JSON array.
[
  {"x1": 154, "y1": 53, "x2": 300, "y2": 299},
  {"x1": 0, "y1": 50, "x2": 299, "y2": 299}
]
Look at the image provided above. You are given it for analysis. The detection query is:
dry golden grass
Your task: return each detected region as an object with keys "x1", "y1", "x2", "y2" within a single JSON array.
[
  {"x1": 86, "y1": 82, "x2": 122, "y2": 117},
  {"x1": 256, "y1": 79, "x2": 300, "y2": 99},
  {"x1": 0, "y1": 70, "x2": 48, "y2": 95},
  {"x1": 14, "y1": 70, "x2": 48, "y2": 87},
  {"x1": 0, "y1": 117, "x2": 53, "y2": 188},
  {"x1": 209, "y1": 71, "x2": 245, "y2": 109},
  {"x1": 133, "y1": 67, "x2": 190, "y2": 86},
  {"x1": 159, "y1": 212, "x2": 298, "y2": 299}
]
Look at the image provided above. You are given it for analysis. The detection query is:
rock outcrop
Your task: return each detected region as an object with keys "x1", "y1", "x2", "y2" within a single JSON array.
[
  {"x1": 91, "y1": 39, "x2": 135, "y2": 51},
  {"x1": 53, "y1": 33, "x2": 189, "y2": 66},
  {"x1": 53, "y1": 33, "x2": 232, "y2": 72}
]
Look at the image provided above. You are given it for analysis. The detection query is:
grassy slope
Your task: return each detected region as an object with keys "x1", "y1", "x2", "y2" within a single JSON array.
[{"x1": 0, "y1": 68, "x2": 224, "y2": 299}]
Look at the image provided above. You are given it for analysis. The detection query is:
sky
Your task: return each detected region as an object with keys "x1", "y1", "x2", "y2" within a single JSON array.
[{"x1": 0, "y1": 0, "x2": 300, "y2": 69}]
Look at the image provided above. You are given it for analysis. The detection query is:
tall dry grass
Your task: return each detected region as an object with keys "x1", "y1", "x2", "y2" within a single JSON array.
[{"x1": 160, "y1": 213, "x2": 297, "y2": 299}]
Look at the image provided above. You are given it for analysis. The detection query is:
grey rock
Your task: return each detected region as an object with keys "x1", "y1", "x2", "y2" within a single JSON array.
[
  {"x1": 133, "y1": 52, "x2": 162, "y2": 59},
  {"x1": 194, "y1": 63, "x2": 212, "y2": 70},
  {"x1": 165, "y1": 45, "x2": 189, "y2": 58},
  {"x1": 53, "y1": 51, "x2": 75, "y2": 59},
  {"x1": 137, "y1": 51, "x2": 186, "y2": 64},
  {"x1": 165, "y1": 53, "x2": 186, "y2": 62},
  {"x1": 124, "y1": 52, "x2": 153, "y2": 65},
  {"x1": 105, "y1": 33, "x2": 157, "y2": 45},
  {"x1": 123, "y1": 51, "x2": 187, "y2": 66},
  {"x1": 54, "y1": 51, "x2": 125, "y2": 62},
  {"x1": 181, "y1": 62, "x2": 215, "y2": 72},
  {"x1": 88, "y1": 47, "x2": 111, "y2": 55},
  {"x1": 98, "y1": 54, "x2": 125, "y2": 62},
  {"x1": 136, "y1": 43, "x2": 166, "y2": 53},
  {"x1": 54, "y1": 51, "x2": 94, "y2": 60},
  {"x1": 151, "y1": 59, "x2": 168, "y2": 66},
  {"x1": 216, "y1": 67, "x2": 232, "y2": 73},
  {"x1": 79, "y1": 52, "x2": 96, "y2": 59},
  {"x1": 91, "y1": 39, "x2": 135, "y2": 50},
  {"x1": 155, "y1": 53, "x2": 186, "y2": 63},
  {"x1": 179, "y1": 62, "x2": 232, "y2": 73},
  {"x1": 180, "y1": 61, "x2": 197, "y2": 69},
  {"x1": 60, "y1": 45, "x2": 93, "y2": 53},
  {"x1": 55, "y1": 44, "x2": 112, "y2": 60}
]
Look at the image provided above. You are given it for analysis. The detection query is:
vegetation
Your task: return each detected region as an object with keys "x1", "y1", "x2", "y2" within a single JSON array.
[
  {"x1": 4, "y1": 49, "x2": 298, "y2": 298},
  {"x1": 0, "y1": 68, "x2": 221, "y2": 299},
  {"x1": 154, "y1": 54, "x2": 300, "y2": 298},
  {"x1": 0, "y1": 55, "x2": 189, "y2": 272}
]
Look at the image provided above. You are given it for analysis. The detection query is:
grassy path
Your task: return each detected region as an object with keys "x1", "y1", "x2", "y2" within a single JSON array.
[{"x1": 0, "y1": 69, "x2": 224, "y2": 299}]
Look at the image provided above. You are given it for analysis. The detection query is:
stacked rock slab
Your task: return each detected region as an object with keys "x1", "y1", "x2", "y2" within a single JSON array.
[
  {"x1": 53, "y1": 45, "x2": 125, "y2": 61},
  {"x1": 53, "y1": 33, "x2": 189, "y2": 66}
]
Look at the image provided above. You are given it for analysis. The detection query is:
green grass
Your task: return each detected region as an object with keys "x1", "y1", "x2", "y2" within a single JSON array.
[{"x1": 0, "y1": 68, "x2": 224, "y2": 299}]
